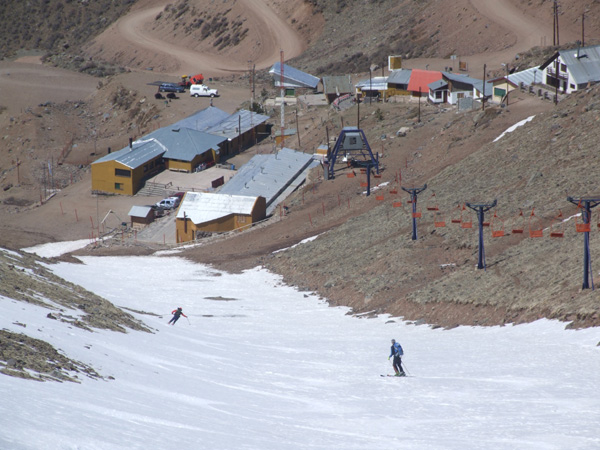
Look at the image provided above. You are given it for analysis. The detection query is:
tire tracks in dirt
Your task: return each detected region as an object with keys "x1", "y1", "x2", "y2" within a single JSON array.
[{"x1": 112, "y1": 0, "x2": 304, "y2": 75}]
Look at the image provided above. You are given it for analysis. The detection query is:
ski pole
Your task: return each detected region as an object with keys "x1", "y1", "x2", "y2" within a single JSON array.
[
  {"x1": 402, "y1": 359, "x2": 411, "y2": 376},
  {"x1": 186, "y1": 316, "x2": 191, "y2": 325}
]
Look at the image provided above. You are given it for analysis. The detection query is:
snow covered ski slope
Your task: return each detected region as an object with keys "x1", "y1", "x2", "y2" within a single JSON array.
[{"x1": 2, "y1": 252, "x2": 600, "y2": 449}]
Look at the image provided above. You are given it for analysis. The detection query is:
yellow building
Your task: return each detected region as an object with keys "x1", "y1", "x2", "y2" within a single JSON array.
[
  {"x1": 175, "y1": 192, "x2": 266, "y2": 243},
  {"x1": 144, "y1": 127, "x2": 227, "y2": 173},
  {"x1": 91, "y1": 140, "x2": 166, "y2": 195},
  {"x1": 491, "y1": 77, "x2": 518, "y2": 105}
]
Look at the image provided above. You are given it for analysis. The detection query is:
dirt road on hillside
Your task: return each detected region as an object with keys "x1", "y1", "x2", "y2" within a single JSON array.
[
  {"x1": 110, "y1": 0, "x2": 304, "y2": 75},
  {"x1": 405, "y1": 0, "x2": 575, "y2": 72}
]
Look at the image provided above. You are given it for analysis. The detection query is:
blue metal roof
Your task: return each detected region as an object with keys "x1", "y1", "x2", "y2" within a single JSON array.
[
  {"x1": 508, "y1": 66, "x2": 542, "y2": 86},
  {"x1": 92, "y1": 140, "x2": 166, "y2": 169},
  {"x1": 171, "y1": 106, "x2": 231, "y2": 132},
  {"x1": 144, "y1": 127, "x2": 227, "y2": 162},
  {"x1": 558, "y1": 45, "x2": 600, "y2": 85},
  {"x1": 219, "y1": 147, "x2": 314, "y2": 207},
  {"x1": 356, "y1": 77, "x2": 388, "y2": 91},
  {"x1": 428, "y1": 79, "x2": 448, "y2": 90},
  {"x1": 204, "y1": 109, "x2": 270, "y2": 141},
  {"x1": 270, "y1": 62, "x2": 320, "y2": 89},
  {"x1": 386, "y1": 69, "x2": 412, "y2": 85},
  {"x1": 322, "y1": 76, "x2": 354, "y2": 95}
]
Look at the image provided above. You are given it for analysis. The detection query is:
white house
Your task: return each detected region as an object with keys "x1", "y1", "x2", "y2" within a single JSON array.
[{"x1": 539, "y1": 44, "x2": 600, "y2": 94}]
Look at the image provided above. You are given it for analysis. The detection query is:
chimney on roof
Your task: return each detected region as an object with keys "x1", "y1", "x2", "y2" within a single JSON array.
[
  {"x1": 108, "y1": 147, "x2": 111, "y2": 154},
  {"x1": 129, "y1": 137, "x2": 133, "y2": 149}
]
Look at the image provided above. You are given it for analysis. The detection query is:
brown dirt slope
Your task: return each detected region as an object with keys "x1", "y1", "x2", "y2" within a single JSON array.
[{"x1": 182, "y1": 86, "x2": 600, "y2": 329}]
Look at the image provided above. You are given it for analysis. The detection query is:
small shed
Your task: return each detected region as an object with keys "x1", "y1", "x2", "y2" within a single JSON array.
[
  {"x1": 490, "y1": 77, "x2": 518, "y2": 104},
  {"x1": 128, "y1": 205, "x2": 155, "y2": 228},
  {"x1": 321, "y1": 76, "x2": 354, "y2": 103}
]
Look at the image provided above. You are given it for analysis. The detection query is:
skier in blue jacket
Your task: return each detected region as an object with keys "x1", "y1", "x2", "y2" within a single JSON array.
[{"x1": 388, "y1": 339, "x2": 405, "y2": 376}]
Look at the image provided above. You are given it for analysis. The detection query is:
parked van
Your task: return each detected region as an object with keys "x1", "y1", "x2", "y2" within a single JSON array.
[
  {"x1": 190, "y1": 84, "x2": 219, "y2": 98},
  {"x1": 155, "y1": 197, "x2": 180, "y2": 210}
]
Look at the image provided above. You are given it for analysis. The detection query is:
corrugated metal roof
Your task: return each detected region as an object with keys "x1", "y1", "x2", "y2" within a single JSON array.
[
  {"x1": 355, "y1": 77, "x2": 388, "y2": 91},
  {"x1": 92, "y1": 140, "x2": 166, "y2": 169},
  {"x1": 143, "y1": 127, "x2": 227, "y2": 162},
  {"x1": 428, "y1": 79, "x2": 447, "y2": 90},
  {"x1": 204, "y1": 109, "x2": 270, "y2": 141},
  {"x1": 128, "y1": 205, "x2": 152, "y2": 218},
  {"x1": 270, "y1": 62, "x2": 320, "y2": 89},
  {"x1": 176, "y1": 191, "x2": 259, "y2": 225},
  {"x1": 559, "y1": 45, "x2": 600, "y2": 85},
  {"x1": 322, "y1": 76, "x2": 354, "y2": 95},
  {"x1": 387, "y1": 69, "x2": 412, "y2": 85},
  {"x1": 441, "y1": 71, "x2": 492, "y2": 94},
  {"x1": 219, "y1": 147, "x2": 313, "y2": 207},
  {"x1": 507, "y1": 66, "x2": 542, "y2": 87},
  {"x1": 407, "y1": 69, "x2": 442, "y2": 93},
  {"x1": 171, "y1": 106, "x2": 231, "y2": 132}
]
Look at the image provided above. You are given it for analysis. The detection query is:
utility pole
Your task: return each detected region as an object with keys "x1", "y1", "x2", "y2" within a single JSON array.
[
  {"x1": 556, "y1": 1, "x2": 560, "y2": 46},
  {"x1": 418, "y1": 87, "x2": 421, "y2": 122},
  {"x1": 401, "y1": 185, "x2": 427, "y2": 241},
  {"x1": 280, "y1": 50, "x2": 285, "y2": 150},
  {"x1": 582, "y1": 12, "x2": 585, "y2": 46},
  {"x1": 567, "y1": 196, "x2": 600, "y2": 289},
  {"x1": 466, "y1": 200, "x2": 497, "y2": 270},
  {"x1": 482, "y1": 64, "x2": 486, "y2": 111}
]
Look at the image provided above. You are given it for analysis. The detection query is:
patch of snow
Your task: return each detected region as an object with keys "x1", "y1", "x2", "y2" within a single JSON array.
[{"x1": 493, "y1": 115, "x2": 535, "y2": 142}]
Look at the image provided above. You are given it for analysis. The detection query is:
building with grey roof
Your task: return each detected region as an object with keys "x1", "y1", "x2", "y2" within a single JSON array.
[
  {"x1": 219, "y1": 147, "x2": 317, "y2": 214},
  {"x1": 203, "y1": 109, "x2": 271, "y2": 158},
  {"x1": 142, "y1": 127, "x2": 227, "y2": 172},
  {"x1": 269, "y1": 62, "x2": 320, "y2": 89},
  {"x1": 175, "y1": 191, "x2": 266, "y2": 242},
  {"x1": 508, "y1": 66, "x2": 543, "y2": 88},
  {"x1": 540, "y1": 44, "x2": 600, "y2": 94},
  {"x1": 356, "y1": 76, "x2": 388, "y2": 100},
  {"x1": 171, "y1": 106, "x2": 231, "y2": 132},
  {"x1": 321, "y1": 76, "x2": 354, "y2": 103},
  {"x1": 440, "y1": 72, "x2": 492, "y2": 105},
  {"x1": 91, "y1": 139, "x2": 166, "y2": 195},
  {"x1": 386, "y1": 69, "x2": 412, "y2": 90}
]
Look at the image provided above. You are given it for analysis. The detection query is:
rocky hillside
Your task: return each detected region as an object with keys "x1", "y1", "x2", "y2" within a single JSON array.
[
  {"x1": 0, "y1": 247, "x2": 152, "y2": 381},
  {"x1": 0, "y1": 0, "x2": 134, "y2": 61},
  {"x1": 263, "y1": 85, "x2": 600, "y2": 329}
]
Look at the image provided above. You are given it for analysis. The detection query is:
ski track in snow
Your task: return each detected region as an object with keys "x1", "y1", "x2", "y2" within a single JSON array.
[{"x1": 1, "y1": 250, "x2": 600, "y2": 449}]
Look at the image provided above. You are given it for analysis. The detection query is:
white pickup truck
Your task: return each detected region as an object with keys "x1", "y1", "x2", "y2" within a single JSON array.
[{"x1": 190, "y1": 84, "x2": 219, "y2": 98}]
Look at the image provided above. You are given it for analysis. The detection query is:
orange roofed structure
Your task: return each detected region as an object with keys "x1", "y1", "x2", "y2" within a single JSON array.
[{"x1": 407, "y1": 69, "x2": 443, "y2": 97}]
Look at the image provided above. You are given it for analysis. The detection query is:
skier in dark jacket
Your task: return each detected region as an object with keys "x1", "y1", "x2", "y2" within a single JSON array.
[
  {"x1": 388, "y1": 339, "x2": 405, "y2": 376},
  {"x1": 168, "y1": 307, "x2": 187, "y2": 325}
]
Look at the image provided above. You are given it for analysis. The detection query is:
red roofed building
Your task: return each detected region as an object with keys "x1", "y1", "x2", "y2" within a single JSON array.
[{"x1": 407, "y1": 69, "x2": 443, "y2": 97}]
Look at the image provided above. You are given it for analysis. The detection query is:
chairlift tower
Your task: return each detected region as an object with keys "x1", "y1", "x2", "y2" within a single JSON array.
[
  {"x1": 401, "y1": 184, "x2": 427, "y2": 240},
  {"x1": 465, "y1": 200, "x2": 497, "y2": 270},
  {"x1": 567, "y1": 196, "x2": 600, "y2": 289},
  {"x1": 327, "y1": 127, "x2": 379, "y2": 180}
]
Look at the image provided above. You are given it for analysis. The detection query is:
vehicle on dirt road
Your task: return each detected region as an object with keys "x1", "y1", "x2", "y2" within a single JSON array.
[
  {"x1": 178, "y1": 73, "x2": 205, "y2": 89},
  {"x1": 190, "y1": 84, "x2": 219, "y2": 98},
  {"x1": 158, "y1": 83, "x2": 185, "y2": 93}
]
